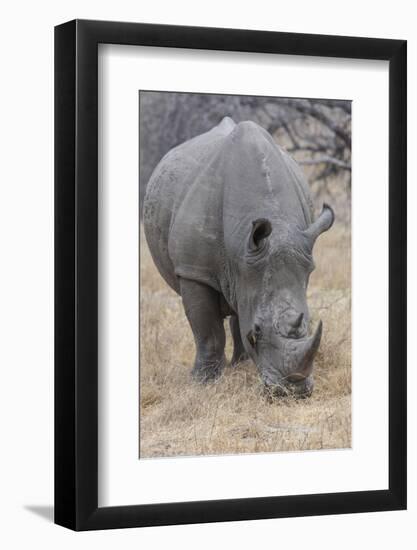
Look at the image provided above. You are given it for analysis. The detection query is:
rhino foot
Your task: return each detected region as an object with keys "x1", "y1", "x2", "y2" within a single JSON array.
[{"x1": 191, "y1": 355, "x2": 226, "y2": 383}]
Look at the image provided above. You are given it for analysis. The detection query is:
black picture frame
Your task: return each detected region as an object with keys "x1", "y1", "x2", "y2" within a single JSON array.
[{"x1": 55, "y1": 19, "x2": 407, "y2": 531}]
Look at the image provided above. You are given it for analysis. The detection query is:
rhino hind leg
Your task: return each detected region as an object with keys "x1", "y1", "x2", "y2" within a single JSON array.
[
  {"x1": 230, "y1": 315, "x2": 250, "y2": 366},
  {"x1": 180, "y1": 278, "x2": 226, "y2": 383}
]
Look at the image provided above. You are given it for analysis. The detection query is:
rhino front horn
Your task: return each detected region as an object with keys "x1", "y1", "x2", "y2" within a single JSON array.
[
  {"x1": 288, "y1": 320, "x2": 323, "y2": 381},
  {"x1": 303, "y1": 320, "x2": 323, "y2": 367}
]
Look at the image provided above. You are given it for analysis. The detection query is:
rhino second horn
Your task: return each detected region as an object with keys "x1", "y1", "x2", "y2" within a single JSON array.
[{"x1": 292, "y1": 312, "x2": 304, "y2": 329}]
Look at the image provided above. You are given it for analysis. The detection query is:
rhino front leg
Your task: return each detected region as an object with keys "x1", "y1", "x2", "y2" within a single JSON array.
[
  {"x1": 180, "y1": 278, "x2": 226, "y2": 383},
  {"x1": 230, "y1": 315, "x2": 250, "y2": 366}
]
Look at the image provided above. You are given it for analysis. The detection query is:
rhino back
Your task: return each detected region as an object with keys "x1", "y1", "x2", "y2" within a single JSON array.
[{"x1": 221, "y1": 121, "x2": 314, "y2": 256}]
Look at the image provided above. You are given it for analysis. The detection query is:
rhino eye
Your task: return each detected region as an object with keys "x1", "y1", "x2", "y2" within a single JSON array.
[{"x1": 247, "y1": 324, "x2": 261, "y2": 347}]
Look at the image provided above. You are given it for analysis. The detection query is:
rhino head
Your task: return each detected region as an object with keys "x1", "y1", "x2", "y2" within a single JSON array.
[{"x1": 234, "y1": 204, "x2": 334, "y2": 397}]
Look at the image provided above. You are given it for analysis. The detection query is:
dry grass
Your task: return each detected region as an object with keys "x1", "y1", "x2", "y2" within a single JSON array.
[{"x1": 139, "y1": 222, "x2": 351, "y2": 458}]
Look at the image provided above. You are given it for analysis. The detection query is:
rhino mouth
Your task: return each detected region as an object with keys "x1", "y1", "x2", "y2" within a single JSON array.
[{"x1": 263, "y1": 375, "x2": 314, "y2": 399}]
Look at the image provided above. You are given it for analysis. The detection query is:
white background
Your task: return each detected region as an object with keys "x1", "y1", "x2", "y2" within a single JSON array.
[
  {"x1": 99, "y1": 46, "x2": 389, "y2": 506},
  {"x1": 0, "y1": 1, "x2": 415, "y2": 549}
]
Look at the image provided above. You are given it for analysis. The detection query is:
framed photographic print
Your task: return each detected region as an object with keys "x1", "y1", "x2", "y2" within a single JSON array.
[{"x1": 55, "y1": 19, "x2": 406, "y2": 530}]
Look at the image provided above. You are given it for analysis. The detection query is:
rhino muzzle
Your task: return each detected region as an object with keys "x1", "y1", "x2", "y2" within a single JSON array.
[{"x1": 261, "y1": 320, "x2": 323, "y2": 397}]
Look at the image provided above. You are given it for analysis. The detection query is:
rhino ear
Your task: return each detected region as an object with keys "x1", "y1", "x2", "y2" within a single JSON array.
[
  {"x1": 248, "y1": 218, "x2": 272, "y2": 252},
  {"x1": 304, "y1": 204, "x2": 334, "y2": 243}
]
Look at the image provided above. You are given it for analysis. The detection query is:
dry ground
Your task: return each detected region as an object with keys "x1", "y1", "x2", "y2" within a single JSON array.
[{"x1": 139, "y1": 222, "x2": 351, "y2": 458}]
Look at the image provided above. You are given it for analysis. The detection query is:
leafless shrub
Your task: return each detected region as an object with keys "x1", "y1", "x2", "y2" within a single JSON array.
[{"x1": 139, "y1": 92, "x2": 351, "y2": 211}]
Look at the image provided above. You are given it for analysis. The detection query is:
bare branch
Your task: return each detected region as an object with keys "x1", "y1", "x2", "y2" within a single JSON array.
[{"x1": 298, "y1": 156, "x2": 351, "y2": 170}]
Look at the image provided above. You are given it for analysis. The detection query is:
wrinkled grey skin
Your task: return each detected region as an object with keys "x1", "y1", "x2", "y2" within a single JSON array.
[{"x1": 143, "y1": 117, "x2": 334, "y2": 397}]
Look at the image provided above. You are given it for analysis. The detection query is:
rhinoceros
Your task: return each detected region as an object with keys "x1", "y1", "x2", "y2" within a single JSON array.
[{"x1": 143, "y1": 117, "x2": 334, "y2": 397}]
